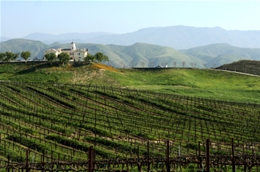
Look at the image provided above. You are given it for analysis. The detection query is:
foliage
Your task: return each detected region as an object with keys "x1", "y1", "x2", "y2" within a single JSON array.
[
  {"x1": 0, "y1": 52, "x2": 19, "y2": 62},
  {"x1": 84, "y1": 52, "x2": 109, "y2": 63},
  {"x1": 44, "y1": 52, "x2": 56, "y2": 64},
  {"x1": 0, "y1": 52, "x2": 5, "y2": 61},
  {"x1": 20, "y1": 51, "x2": 31, "y2": 62},
  {"x1": 94, "y1": 52, "x2": 109, "y2": 63},
  {"x1": 84, "y1": 53, "x2": 95, "y2": 62},
  {"x1": 58, "y1": 52, "x2": 70, "y2": 65}
]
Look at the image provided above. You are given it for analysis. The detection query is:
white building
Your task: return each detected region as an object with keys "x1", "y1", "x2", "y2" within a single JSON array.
[{"x1": 44, "y1": 42, "x2": 88, "y2": 61}]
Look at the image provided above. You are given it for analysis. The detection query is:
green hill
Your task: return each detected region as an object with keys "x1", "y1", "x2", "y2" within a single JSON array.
[
  {"x1": 0, "y1": 39, "x2": 48, "y2": 59},
  {"x1": 1, "y1": 63, "x2": 260, "y2": 171},
  {"x1": 181, "y1": 43, "x2": 260, "y2": 67},
  {"x1": 43, "y1": 42, "x2": 206, "y2": 68},
  {"x1": 0, "y1": 62, "x2": 260, "y2": 103},
  {"x1": 1, "y1": 39, "x2": 206, "y2": 68},
  {"x1": 2, "y1": 39, "x2": 260, "y2": 69},
  {"x1": 217, "y1": 60, "x2": 260, "y2": 75}
]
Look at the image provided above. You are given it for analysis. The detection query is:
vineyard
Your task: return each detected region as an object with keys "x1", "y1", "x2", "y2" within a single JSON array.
[{"x1": 1, "y1": 81, "x2": 260, "y2": 171}]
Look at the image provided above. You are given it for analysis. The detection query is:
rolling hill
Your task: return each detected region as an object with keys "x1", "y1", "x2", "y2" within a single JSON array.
[
  {"x1": 0, "y1": 39, "x2": 48, "y2": 59},
  {"x1": 0, "y1": 39, "x2": 206, "y2": 68},
  {"x1": 181, "y1": 43, "x2": 260, "y2": 67},
  {"x1": 1, "y1": 62, "x2": 260, "y2": 103},
  {"x1": 1, "y1": 39, "x2": 260, "y2": 68},
  {"x1": 217, "y1": 60, "x2": 260, "y2": 75}
]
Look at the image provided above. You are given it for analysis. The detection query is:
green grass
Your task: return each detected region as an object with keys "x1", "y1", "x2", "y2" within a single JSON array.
[
  {"x1": 105, "y1": 68, "x2": 260, "y2": 103},
  {"x1": 0, "y1": 63, "x2": 73, "y2": 83},
  {"x1": 1, "y1": 63, "x2": 260, "y2": 103}
]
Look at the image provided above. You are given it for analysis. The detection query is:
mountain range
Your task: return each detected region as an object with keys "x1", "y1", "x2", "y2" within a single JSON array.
[
  {"x1": 1, "y1": 39, "x2": 260, "y2": 68},
  {"x1": 1, "y1": 26, "x2": 260, "y2": 49}
]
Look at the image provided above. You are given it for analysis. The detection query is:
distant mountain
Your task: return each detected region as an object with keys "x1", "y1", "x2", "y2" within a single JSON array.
[
  {"x1": 181, "y1": 43, "x2": 260, "y2": 67},
  {"x1": 3, "y1": 26, "x2": 259, "y2": 49},
  {"x1": 85, "y1": 26, "x2": 260, "y2": 49},
  {"x1": 0, "y1": 36, "x2": 10, "y2": 42},
  {"x1": 23, "y1": 32, "x2": 114, "y2": 44}
]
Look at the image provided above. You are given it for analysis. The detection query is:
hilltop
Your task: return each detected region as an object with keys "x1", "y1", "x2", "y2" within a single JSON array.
[
  {"x1": 0, "y1": 62, "x2": 260, "y2": 103},
  {"x1": 217, "y1": 60, "x2": 260, "y2": 75},
  {"x1": 181, "y1": 43, "x2": 260, "y2": 68}
]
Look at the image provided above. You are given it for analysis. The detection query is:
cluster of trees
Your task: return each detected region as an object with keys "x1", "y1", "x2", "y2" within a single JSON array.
[
  {"x1": 84, "y1": 52, "x2": 109, "y2": 63},
  {"x1": 0, "y1": 51, "x2": 31, "y2": 62},
  {"x1": 0, "y1": 50, "x2": 109, "y2": 65},
  {"x1": 0, "y1": 52, "x2": 19, "y2": 62},
  {"x1": 44, "y1": 52, "x2": 109, "y2": 65}
]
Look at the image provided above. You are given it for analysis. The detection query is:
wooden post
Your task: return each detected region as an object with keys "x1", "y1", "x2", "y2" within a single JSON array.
[
  {"x1": 198, "y1": 141, "x2": 202, "y2": 170},
  {"x1": 26, "y1": 149, "x2": 29, "y2": 172},
  {"x1": 88, "y1": 146, "x2": 94, "y2": 172},
  {"x1": 166, "y1": 140, "x2": 170, "y2": 172},
  {"x1": 232, "y1": 138, "x2": 235, "y2": 172},
  {"x1": 206, "y1": 139, "x2": 210, "y2": 172},
  {"x1": 7, "y1": 154, "x2": 10, "y2": 172},
  {"x1": 147, "y1": 141, "x2": 150, "y2": 172}
]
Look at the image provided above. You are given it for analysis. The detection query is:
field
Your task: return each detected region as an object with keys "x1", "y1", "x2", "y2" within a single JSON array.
[
  {"x1": 1, "y1": 62, "x2": 260, "y2": 103},
  {"x1": 0, "y1": 81, "x2": 260, "y2": 171},
  {"x1": 1, "y1": 63, "x2": 260, "y2": 171}
]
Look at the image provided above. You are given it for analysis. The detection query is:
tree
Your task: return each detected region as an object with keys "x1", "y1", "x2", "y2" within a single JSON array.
[
  {"x1": 84, "y1": 53, "x2": 95, "y2": 63},
  {"x1": 182, "y1": 61, "x2": 185, "y2": 68},
  {"x1": 94, "y1": 52, "x2": 109, "y2": 63},
  {"x1": 0, "y1": 52, "x2": 5, "y2": 62},
  {"x1": 58, "y1": 52, "x2": 70, "y2": 65},
  {"x1": 21, "y1": 51, "x2": 31, "y2": 62},
  {"x1": 84, "y1": 52, "x2": 109, "y2": 63},
  {"x1": 4, "y1": 52, "x2": 19, "y2": 62},
  {"x1": 44, "y1": 52, "x2": 56, "y2": 65}
]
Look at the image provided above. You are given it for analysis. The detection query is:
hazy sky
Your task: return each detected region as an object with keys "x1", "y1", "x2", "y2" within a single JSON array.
[{"x1": 1, "y1": 0, "x2": 260, "y2": 38}]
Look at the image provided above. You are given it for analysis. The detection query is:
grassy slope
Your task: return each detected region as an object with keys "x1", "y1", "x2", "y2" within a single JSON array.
[
  {"x1": 0, "y1": 63, "x2": 72, "y2": 83},
  {"x1": 1, "y1": 63, "x2": 260, "y2": 103},
  {"x1": 181, "y1": 43, "x2": 260, "y2": 67},
  {"x1": 105, "y1": 68, "x2": 260, "y2": 103}
]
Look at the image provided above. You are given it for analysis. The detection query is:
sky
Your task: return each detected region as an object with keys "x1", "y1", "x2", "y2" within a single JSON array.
[{"x1": 1, "y1": 0, "x2": 260, "y2": 38}]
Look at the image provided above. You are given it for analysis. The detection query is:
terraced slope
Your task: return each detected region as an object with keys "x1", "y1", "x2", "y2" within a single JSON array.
[{"x1": 0, "y1": 82, "x2": 260, "y2": 163}]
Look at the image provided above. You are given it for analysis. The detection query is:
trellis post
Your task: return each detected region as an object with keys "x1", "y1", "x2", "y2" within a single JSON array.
[
  {"x1": 88, "y1": 146, "x2": 94, "y2": 172},
  {"x1": 166, "y1": 140, "x2": 170, "y2": 172},
  {"x1": 206, "y1": 139, "x2": 210, "y2": 172},
  {"x1": 147, "y1": 140, "x2": 150, "y2": 172},
  {"x1": 232, "y1": 138, "x2": 235, "y2": 172},
  {"x1": 26, "y1": 149, "x2": 29, "y2": 172}
]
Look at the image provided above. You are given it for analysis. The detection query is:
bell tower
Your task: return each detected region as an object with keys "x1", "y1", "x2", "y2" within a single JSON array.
[{"x1": 71, "y1": 42, "x2": 76, "y2": 50}]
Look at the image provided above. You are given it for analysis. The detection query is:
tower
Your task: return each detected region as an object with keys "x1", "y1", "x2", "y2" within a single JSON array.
[{"x1": 71, "y1": 42, "x2": 76, "y2": 50}]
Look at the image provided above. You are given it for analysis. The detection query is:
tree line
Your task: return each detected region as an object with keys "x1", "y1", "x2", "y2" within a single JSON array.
[
  {"x1": 0, "y1": 51, "x2": 109, "y2": 65},
  {"x1": 44, "y1": 52, "x2": 109, "y2": 65},
  {"x1": 0, "y1": 51, "x2": 31, "y2": 62}
]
